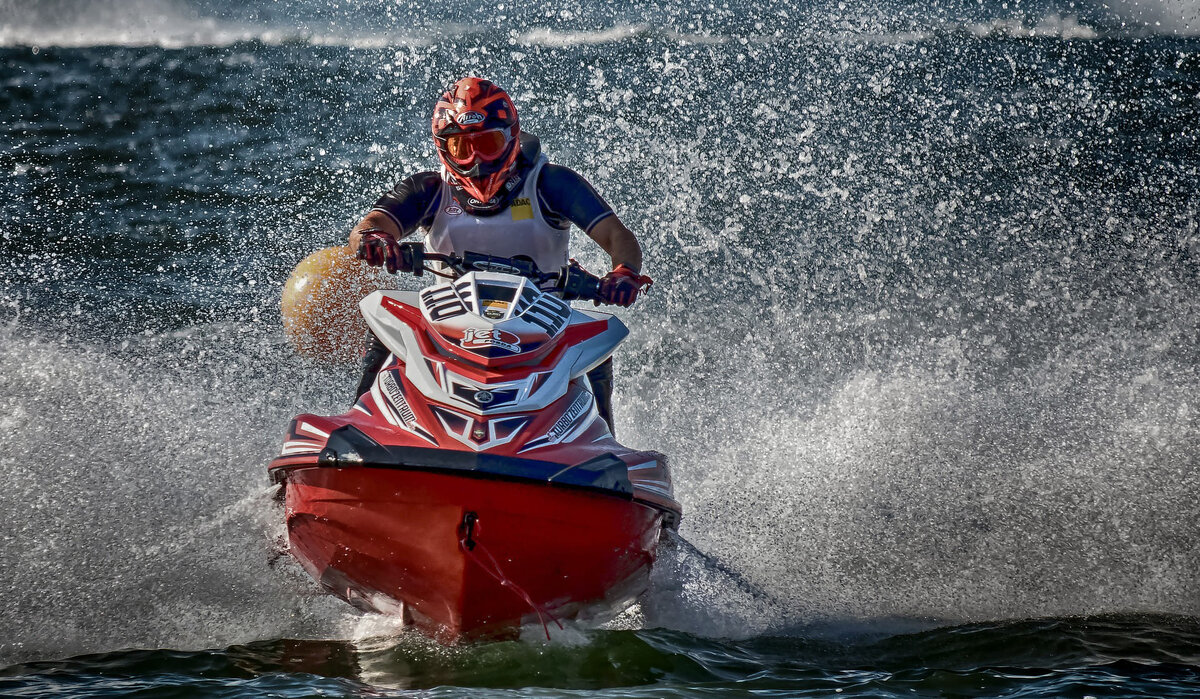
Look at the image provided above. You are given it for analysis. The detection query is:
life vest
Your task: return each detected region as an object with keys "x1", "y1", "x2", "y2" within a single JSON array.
[{"x1": 425, "y1": 154, "x2": 568, "y2": 275}]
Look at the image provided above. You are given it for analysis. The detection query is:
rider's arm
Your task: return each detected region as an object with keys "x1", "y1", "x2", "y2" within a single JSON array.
[
  {"x1": 537, "y1": 164, "x2": 642, "y2": 272},
  {"x1": 348, "y1": 171, "x2": 441, "y2": 251},
  {"x1": 587, "y1": 216, "x2": 643, "y2": 273}
]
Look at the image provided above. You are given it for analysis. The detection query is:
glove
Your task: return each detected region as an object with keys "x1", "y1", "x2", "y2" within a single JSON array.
[
  {"x1": 356, "y1": 229, "x2": 408, "y2": 274},
  {"x1": 597, "y1": 264, "x2": 652, "y2": 307}
]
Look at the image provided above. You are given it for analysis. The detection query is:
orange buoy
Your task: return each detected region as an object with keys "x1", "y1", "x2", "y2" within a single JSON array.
[{"x1": 281, "y1": 246, "x2": 392, "y2": 364}]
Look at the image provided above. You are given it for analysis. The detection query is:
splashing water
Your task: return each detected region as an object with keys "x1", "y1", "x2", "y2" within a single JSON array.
[{"x1": 1, "y1": 0, "x2": 1198, "y2": 680}]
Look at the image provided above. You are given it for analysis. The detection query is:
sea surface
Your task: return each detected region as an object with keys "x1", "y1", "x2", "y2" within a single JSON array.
[{"x1": 2, "y1": 0, "x2": 1199, "y2": 696}]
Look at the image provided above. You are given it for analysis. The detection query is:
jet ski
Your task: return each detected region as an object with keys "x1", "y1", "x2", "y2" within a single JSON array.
[{"x1": 268, "y1": 243, "x2": 682, "y2": 642}]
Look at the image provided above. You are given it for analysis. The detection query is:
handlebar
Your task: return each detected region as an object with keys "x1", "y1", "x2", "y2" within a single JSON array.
[{"x1": 399, "y1": 242, "x2": 602, "y2": 302}]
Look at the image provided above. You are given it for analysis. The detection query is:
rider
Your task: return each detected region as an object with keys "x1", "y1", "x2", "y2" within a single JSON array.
[{"x1": 348, "y1": 77, "x2": 651, "y2": 432}]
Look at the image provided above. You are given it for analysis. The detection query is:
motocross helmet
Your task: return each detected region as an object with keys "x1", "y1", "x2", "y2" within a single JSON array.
[{"x1": 432, "y1": 77, "x2": 521, "y2": 210}]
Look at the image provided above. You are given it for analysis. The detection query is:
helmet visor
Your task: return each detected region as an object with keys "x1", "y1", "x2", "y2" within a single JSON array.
[{"x1": 445, "y1": 129, "x2": 510, "y2": 164}]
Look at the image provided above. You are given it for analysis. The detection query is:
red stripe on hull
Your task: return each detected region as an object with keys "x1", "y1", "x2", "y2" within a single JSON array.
[{"x1": 282, "y1": 466, "x2": 662, "y2": 641}]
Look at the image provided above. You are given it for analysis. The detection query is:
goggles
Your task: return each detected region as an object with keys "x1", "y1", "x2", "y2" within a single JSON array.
[{"x1": 445, "y1": 129, "x2": 511, "y2": 164}]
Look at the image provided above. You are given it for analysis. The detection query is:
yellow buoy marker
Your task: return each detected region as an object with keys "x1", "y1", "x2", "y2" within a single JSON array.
[{"x1": 281, "y1": 246, "x2": 390, "y2": 364}]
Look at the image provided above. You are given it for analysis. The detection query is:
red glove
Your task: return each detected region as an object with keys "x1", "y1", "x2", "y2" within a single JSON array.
[
  {"x1": 356, "y1": 230, "x2": 404, "y2": 273},
  {"x1": 598, "y1": 264, "x2": 652, "y2": 307}
]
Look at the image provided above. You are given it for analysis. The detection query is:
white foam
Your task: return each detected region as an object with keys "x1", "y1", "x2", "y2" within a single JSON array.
[
  {"x1": 1104, "y1": 0, "x2": 1200, "y2": 35},
  {"x1": 0, "y1": 323, "x2": 357, "y2": 664},
  {"x1": 516, "y1": 23, "x2": 649, "y2": 47},
  {"x1": 628, "y1": 324, "x2": 1200, "y2": 631},
  {"x1": 0, "y1": 0, "x2": 437, "y2": 49},
  {"x1": 0, "y1": 22, "x2": 437, "y2": 49},
  {"x1": 960, "y1": 14, "x2": 1100, "y2": 40}
]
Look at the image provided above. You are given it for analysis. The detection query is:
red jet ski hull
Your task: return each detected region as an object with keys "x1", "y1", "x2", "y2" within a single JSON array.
[
  {"x1": 269, "y1": 269, "x2": 682, "y2": 642},
  {"x1": 280, "y1": 464, "x2": 664, "y2": 642}
]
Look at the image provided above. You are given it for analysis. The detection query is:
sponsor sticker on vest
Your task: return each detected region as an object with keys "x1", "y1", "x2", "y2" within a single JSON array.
[
  {"x1": 445, "y1": 204, "x2": 463, "y2": 215},
  {"x1": 510, "y1": 197, "x2": 533, "y2": 221}
]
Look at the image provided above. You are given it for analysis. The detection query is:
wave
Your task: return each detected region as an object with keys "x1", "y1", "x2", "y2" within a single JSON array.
[
  {"x1": 515, "y1": 23, "x2": 650, "y2": 47},
  {"x1": 1103, "y1": 0, "x2": 1200, "y2": 35},
  {"x1": 0, "y1": 21, "x2": 438, "y2": 50},
  {"x1": 5, "y1": 9, "x2": 1197, "y2": 50},
  {"x1": 840, "y1": 15, "x2": 1101, "y2": 44}
]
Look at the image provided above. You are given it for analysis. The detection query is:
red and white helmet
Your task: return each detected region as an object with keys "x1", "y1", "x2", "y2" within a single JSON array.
[{"x1": 432, "y1": 77, "x2": 521, "y2": 205}]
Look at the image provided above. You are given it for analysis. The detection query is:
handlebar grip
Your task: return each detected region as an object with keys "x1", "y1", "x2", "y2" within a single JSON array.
[
  {"x1": 398, "y1": 242, "x2": 425, "y2": 276},
  {"x1": 557, "y1": 264, "x2": 602, "y2": 301}
]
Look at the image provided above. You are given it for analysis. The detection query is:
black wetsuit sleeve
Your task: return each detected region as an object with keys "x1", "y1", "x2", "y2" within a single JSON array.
[
  {"x1": 370, "y1": 171, "x2": 443, "y2": 235},
  {"x1": 536, "y1": 164, "x2": 616, "y2": 232}
]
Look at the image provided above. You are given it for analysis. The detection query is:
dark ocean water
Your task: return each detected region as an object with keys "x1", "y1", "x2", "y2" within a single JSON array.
[
  {"x1": 5, "y1": 615, "x2": 1200, "y2": 697},
  {"x1": 2, "y1": 0, "x2": 1199, "y2": 695}
]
